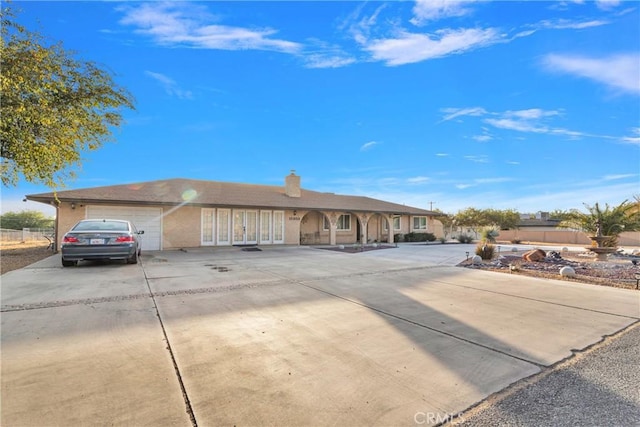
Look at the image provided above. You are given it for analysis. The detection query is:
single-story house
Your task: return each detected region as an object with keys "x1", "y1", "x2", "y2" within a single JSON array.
[{"x1": 26, "y1": 171, "x2": 442, "y2": 251}]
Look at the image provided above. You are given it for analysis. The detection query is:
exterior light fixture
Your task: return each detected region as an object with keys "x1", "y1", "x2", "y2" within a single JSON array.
[{"x1": 71, "y1": 203, "x2": 76, "y2": 210}]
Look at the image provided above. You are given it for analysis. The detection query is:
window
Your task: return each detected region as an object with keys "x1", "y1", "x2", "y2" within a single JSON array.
[
  {"x1": 323, "y1": 214, "x2": 351, "y2": 231},
  {"x1": 384, "y1": 216, "x2": 401, "y2": 231},
  {"x1": 273, "y1": 211, "x2": 284, "y2": 243},
  {"x1": 413, "y1": 216, "x2": 427, "y2": 230},
  {"x1": 260, "y1": 211, "x2": 272, "y2": 243},
  {"x1": 217, "y1": 209, "x2": 231, "y2": 244},
  {"x1": 202, "y1": 209, "x2": 215, "y2": 244}
]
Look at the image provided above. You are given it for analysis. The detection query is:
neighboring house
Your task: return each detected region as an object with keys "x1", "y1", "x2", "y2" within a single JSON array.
[
  {"x1": 26, "y1": 171, "x2": 442, "y2": 251},
  {"x1": 517, "y1": 212, "x2": 562, "y2": 231}
]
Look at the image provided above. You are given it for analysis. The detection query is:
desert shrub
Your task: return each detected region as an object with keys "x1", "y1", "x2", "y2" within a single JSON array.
[
  {"x1": 510, "y1": 239, "x2": 522, "y2": 244},
  {"x1": 439, "y1": 237, "x2": 447, "y2": 244},
  {"x1": 456, "y1": 234, "x2": 474, "y2": 244},
  {"x1": 481, "y1": 227, "x2": 499, "y2": 243},
  {"x1": 475, "y1": 242, "x2": 496, "y2": 260}
]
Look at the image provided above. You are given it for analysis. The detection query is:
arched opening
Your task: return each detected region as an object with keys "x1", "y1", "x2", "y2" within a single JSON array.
[{"x1": 299, "y1": 211, "x2": 330, "y2": 245}]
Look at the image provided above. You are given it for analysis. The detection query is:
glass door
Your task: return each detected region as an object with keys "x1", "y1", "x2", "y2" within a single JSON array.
[{"x1": 232, "y1": 210, "x2": 258, "y2": 245}]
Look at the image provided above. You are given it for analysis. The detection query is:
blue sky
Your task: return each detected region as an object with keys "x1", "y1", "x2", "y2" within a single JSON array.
[{"x1": 3, "y1": 0, "x2": 639, "y2": 217}]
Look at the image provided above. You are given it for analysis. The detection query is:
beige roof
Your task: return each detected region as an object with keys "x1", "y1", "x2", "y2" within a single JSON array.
[{"x1": 27, "y1": 178, "x2": 436, "y2": 215}]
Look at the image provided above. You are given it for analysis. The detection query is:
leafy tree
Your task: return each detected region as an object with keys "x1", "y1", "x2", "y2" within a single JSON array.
[
  {"x1": 454, "y1": 207, "x2": 493, "y2": 238},
  {"x1": 432, "y1": 209, "x2": 454, "y2": 238},
  {"x1": 1, "y1": 8, "x2": 135, "y2": 189},
  {"x1": 558, "y1": 200, "x2": 640, "y2": 247},
  {"x1": 0, "y1": 210, "x2": 54, "y2": 230}
]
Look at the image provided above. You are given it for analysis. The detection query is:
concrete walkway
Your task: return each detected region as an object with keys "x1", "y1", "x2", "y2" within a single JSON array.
[{"x1": 2, "y1": 244, "x2": 638, "y2": 426}]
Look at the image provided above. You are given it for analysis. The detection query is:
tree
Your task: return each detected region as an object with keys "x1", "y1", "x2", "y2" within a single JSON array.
[
  {"x1": 1, "y1": 8, "x2": 135, "y2": 189},
  {"x1": 0, "y1": 210, "x2": 54, "y2": 230},
  {"x1": 558, "y1": 200, "x2": 640, "y2": 247}
]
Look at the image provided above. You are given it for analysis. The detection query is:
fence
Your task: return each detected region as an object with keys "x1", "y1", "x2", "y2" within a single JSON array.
[
  {"x1": 496, "y1": 230, "x2": 640, "y2": 247},
  {"x1": 0, "y1": 228, "x2": 55, "y2": 242}
]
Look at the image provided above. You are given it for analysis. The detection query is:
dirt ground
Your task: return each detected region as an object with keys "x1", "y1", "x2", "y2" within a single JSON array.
[{"x1": 1, "y1": 240, "x2": 54, "y2": 275}]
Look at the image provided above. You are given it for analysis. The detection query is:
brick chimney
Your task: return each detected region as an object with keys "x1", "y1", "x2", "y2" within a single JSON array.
[{"x1": 285, "y1": 170, "x2": 301, "y2": 197}]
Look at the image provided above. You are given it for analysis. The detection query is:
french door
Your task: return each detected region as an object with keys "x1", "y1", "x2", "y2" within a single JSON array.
[{"x1": 233, "y1": 210, "x2": 258, "y2": 245}]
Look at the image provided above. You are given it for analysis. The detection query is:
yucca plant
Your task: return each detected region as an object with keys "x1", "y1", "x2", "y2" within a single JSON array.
[
  {"x1": 475, "y1": 242, "x2": 496, "y2": 260},
  {"x1": 480, "y1": 227, "x2": 499, "y2": 243}
]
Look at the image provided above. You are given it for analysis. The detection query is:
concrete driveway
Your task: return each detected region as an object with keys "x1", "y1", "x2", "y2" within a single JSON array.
[{"x1": 2, "y1": 244, "x2": 638, "y2": 426}]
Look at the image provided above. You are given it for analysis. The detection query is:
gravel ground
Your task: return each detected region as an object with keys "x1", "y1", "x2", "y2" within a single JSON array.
[
  {"x1": 454, "y1": 322, "x2": 640, "y2": 426},
  {"x1": 0, "y1": 241, "x2": 53, "y2": 275},
  {"x1": 461, "y1": 250, "x2": 640, "y2": 290}
]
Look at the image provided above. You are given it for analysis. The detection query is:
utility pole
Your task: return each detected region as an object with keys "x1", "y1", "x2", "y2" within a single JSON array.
[{"x1": 429, "y1": 201, "x2": 436, "y2": 210}]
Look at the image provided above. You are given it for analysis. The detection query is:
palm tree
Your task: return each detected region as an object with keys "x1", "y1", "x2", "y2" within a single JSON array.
[{"x1": 559, "y1": 200, "x2": 640, "y2": 247}]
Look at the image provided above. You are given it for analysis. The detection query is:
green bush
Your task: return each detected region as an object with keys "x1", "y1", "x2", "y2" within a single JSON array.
[
  {"x1": 394, "y1": 233, "x2": 404, "y2": 242},
  {"x1": 456, "y1": 234, "x2": 474, "y2": 244},
  {"x1": 475, "y1": 242, "x2": 496, "y2": 260},
  {"x1": 402, "y1": 232, "x2": 437, "y2": 242}
]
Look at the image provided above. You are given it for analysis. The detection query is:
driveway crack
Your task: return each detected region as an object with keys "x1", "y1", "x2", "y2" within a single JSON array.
[{"x1": 141, "y1": 260, "x2": 198, "y2": 427}]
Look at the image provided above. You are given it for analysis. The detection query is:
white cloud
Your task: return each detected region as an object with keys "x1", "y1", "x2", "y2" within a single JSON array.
[
  {"x1": 411, "y1": 0, "x2": 480, "y2": 25},
  {"x1": 435, "y1": 153, "x2": 449, "y2": 157},
  {"x1": 119, "y1": 2, "x2": 302, "y2": 54},
  {"x1": 621, "y1": 127, "x2": 640, "y2": 145},
  {"x1": 360, "y1": 141, "x2": 379, "y2": 151},
  {"x1": 506, "y1": 108, "x2": 561, "y2": 120},
  {"x1": 543, "y1": 53, "x2": 640, "y2": 95},
  {"x1": 304, "y1": 54, "x2": 356, "y2": 69},
  {"x1": 596, "y1": 0, "x2": 621, "y2": 10},
  {"x1": 407, "y1": 176, "x2": 430, "y2": 184},
  {"x1": 485, "y1": 118, "x2": 548, "y2": 133},
  {"x1": 603, "y1": 173, "x2": 637, "y2": 181},
  {"x1": 472, "y1": 135, "x2": 492, "y2": 142},
  {"x1": 464, "y1": 155, "x2": 489, "y2": 163},
  {"x1": 365, "y1": 27, "x2": 502, "y2": 66},
  {"x1": 440, "y1": 107, "x2": 487, "y2": 122},
  {"x1": 145, "y1": 71, "x2": 193, "y2": 99},
  {"x1": 536, "y1": 18, "x2": 610, "y2": 30}
]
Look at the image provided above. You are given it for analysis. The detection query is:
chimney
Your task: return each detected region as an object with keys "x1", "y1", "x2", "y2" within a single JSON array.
[{"x1": 285, "y1": 170, "x2": 301, "y2": 197}]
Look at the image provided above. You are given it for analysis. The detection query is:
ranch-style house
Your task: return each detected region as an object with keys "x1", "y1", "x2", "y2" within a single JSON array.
[{"x1": 27, "y1": 171, "x2": 443, "y2": 251}]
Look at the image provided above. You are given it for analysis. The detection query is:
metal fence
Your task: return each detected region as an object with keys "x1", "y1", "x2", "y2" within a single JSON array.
[{"x1": 0, "y1": 228, "x2": 55, "y2": 242}]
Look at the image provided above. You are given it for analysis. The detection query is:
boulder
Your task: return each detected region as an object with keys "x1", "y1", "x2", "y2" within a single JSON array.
[
  {"x1": 560, "y1": 266, "x2": 576, "y2": 277},
  {"x1": 471, "y1": 255, "x2": 483, "y2": 265},
  {"x1": 522, "y1": 249, "x2": 546, "y2": 262}
]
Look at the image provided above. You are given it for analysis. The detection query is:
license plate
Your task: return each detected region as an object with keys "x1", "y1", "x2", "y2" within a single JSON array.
[{"x1": 90, "y1": 239, "x2": 105, "y2": 245}]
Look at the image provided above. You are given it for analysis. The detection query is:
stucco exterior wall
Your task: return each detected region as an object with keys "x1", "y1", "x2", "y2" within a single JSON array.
[
  {"x1": 57, "y1": 203, "x2": 88, "y2": 247},
  {"x1": 54, "y1": 202, "x2": 442, "y2": 250},
  {"x1": 284, "y1": 209, "x2": 302, "y2": 245},
  {"x1": 163, "y1": 205, "x2": 201, "y2": 249}
]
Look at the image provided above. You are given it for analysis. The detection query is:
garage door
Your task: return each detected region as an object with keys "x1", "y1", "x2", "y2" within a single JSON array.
[{"x1": 86, "y1": 206, "x2": 162, "y2": 250}]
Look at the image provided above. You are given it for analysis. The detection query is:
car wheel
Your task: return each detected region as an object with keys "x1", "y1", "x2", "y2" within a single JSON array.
[
  {"x1": 62, "y1": 259, "x2": 77, "y2": 267},
  {"x1": 127, "y1": 250, "x2": 138, "y2": 264}
]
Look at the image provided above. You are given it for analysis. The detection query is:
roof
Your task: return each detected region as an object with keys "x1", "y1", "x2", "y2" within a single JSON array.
[{"x1": 26, "y1": 178, "x2": 436, "y2": 216}]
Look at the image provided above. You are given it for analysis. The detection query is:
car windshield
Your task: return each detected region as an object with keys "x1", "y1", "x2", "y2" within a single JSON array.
[{"x1": 72, "y1": 221, "x2": 129, "y2": 232}]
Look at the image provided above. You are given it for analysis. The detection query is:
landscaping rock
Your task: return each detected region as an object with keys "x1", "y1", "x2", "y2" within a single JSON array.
[
  {"x1": 523, "y1": 249, "x2": 546, "y2": 262},
  {"x1": 560, "y1": 266, "x2": 576, "y2": 277}
]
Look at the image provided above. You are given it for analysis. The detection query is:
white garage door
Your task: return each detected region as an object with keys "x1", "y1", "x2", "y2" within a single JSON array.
[{"x1": 86, "y1": 206, "x2": 162, "y2": 250}]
